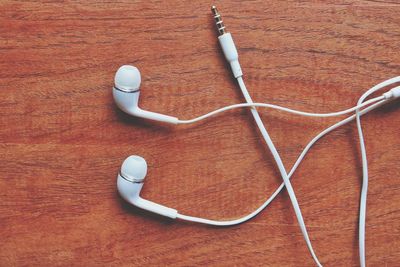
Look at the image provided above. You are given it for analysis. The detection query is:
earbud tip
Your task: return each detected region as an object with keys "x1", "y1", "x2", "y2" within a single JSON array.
[
  {"x1": 121, "y1": 155, "x2": 148, "y2": 181},
  {"x1": 115, "y1": 65, "x2": 141, "y2": 92}
]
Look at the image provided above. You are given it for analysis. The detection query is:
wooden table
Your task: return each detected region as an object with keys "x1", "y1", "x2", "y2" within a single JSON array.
[{"x1": 1, "y1": 1, "x2": 399, "y2": 266}]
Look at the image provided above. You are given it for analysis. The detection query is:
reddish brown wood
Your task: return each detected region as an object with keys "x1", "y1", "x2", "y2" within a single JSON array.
[{"x1": 1, "y1": 1, "x2": 400, "y2": 266}]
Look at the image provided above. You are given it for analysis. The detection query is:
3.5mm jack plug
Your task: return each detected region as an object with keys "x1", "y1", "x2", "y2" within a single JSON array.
[
  {"x1": 211, "y1": 6, "x2": 226, "y2": 35},
  {"x1": 211, "y1": 6, "x2": 243, "y2": 78}
]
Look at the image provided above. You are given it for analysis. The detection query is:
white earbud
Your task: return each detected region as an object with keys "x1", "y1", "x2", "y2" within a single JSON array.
[
  {"x1": 113, "y1": 65, "x2": 179, "y2": 124},
  {"x1": 117, "y1": 155, "x2": 178, "y2": 219}
]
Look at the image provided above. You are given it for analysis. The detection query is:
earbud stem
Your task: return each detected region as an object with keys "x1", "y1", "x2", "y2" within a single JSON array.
[
  {"x1": 134, "y1": 107, "x2": 179, "y2": 125},
  {"x1": 113, "y1": 88, "x2": 179, "y2": 124},
  {"x1": 134, "y1": 197, "x2": 178, "y2": 219},
  {"x1": 117, "y1": 175, "x2": 178, "y2": 219}
]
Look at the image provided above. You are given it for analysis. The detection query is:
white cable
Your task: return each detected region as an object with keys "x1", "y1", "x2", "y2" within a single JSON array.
[
  {"x1": 177, "y1": 76, "x2": 400, "y2": 267},
  {"x1": 177, "y1": 96, "x2": 384, "y2": 124},
  {"x1": 215, "y1": 76, "x2": 324, "y2": 266},
  {"x1": 357, "y1": 99, "x2": 368, "y2": 267},
  {"x1": 239, "y1": 77, "x2": 321, "y2": 266},
  {"x1": 176, "y1": 100, "x2": 387, "y2": 225},
  {"x1": 213, "y1": 36, "x2": 312, "y2": 250},
  {"x1": 354, "y1": 76, "x2": 400, "y2": 267},
  {"x1": 209, "y1": 9, "x2": 400, "y2": 265},
  {"x1": 215, "y1": 26, "x2": 388, "y2": 266}
]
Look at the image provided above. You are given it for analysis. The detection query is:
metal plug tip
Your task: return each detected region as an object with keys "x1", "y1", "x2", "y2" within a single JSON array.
[{"x1": 210, "y1": 5, "x2": 226, "y2": 35}]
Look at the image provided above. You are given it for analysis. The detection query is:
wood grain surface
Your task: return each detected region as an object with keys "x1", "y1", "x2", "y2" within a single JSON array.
[{"x1": 1, "y1": 1, "x2": 400, "y2": 266}]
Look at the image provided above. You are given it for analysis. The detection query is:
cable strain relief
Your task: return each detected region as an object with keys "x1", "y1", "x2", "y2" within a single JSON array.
[
  {"x1": 383, "y1": 91, "x2": 393, "y2": 100},
  {"x1": 230, "y1": 60, "x2": 243, "y2": 78},
  {"x1": 383, "y1": 86, "x2": 400, "y2": 100}
]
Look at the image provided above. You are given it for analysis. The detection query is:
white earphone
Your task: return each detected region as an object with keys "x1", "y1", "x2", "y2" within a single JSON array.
[
  {"x1": 117, "y1": 155, "x2": 178, "y2": 218},
  {"x1": 113, "y1": 6, "x2": 399, "y2": 267},
  {"x1": 113, "y1": 65, "x2": 179, "y2": 124}
]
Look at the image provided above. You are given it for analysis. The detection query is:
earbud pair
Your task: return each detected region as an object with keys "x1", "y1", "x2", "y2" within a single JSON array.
[
  {"x1": 113, "y1": 65, "x2": 180, "y2": 218},
  {"x1": 112, "y1": 64, "x2": 400, "y2": 221},
  {"x1": 113, "y1": 65, "x2": 179, "y2": 124}
]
